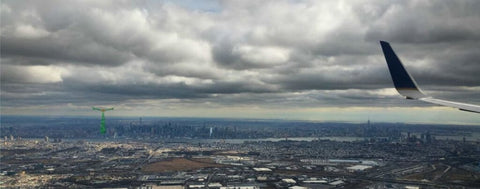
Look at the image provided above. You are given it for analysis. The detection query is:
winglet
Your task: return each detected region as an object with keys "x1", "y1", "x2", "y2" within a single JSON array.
[
  {"x1": 380, "y1": 41, "x2": 480, "y2": 113},
  {"x1": 380, "y1": 41, "x2": 427, "y2": 99}
]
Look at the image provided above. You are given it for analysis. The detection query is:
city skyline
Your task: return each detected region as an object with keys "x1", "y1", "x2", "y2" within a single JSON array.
[
  {"x1": 1, "y1": 116, "x2": 479, "y2": 188},
  {"x1": 1, "y1": 0, "x2": 479, "y2": 124}
]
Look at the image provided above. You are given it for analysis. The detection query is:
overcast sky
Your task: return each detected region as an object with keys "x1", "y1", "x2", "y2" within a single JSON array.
[{"x1": 1, "y1": 0, "x2": 479, "y2": 124}]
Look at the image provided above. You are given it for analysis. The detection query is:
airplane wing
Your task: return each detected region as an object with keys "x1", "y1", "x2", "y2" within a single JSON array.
[{"x1": 380, "y1": 41, "x2": 480, "y2": 113}]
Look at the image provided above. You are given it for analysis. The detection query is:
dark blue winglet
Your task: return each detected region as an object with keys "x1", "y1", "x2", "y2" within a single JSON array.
[
  {"x1": 380, "y1": 41, "x2": 427, "y2": 99},
  {"x1": 380, "y1": 41, "x2": 418, "y2": 90},
  {"x1": 380, "y1": 41, "x2": 480, "y2": 112}
]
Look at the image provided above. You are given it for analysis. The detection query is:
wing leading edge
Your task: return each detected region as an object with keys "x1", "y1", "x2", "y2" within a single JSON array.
[{"x1": 380, "y1": 41, "x2": 480, "y2": 113}]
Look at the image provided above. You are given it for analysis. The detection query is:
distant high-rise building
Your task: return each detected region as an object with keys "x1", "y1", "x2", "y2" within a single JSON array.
[
  {"x1": 44, "y1": 136, "x2": 49, "y2": 142},
  {"x1": 426, "y1": 132, "x2": 432, "y2": 143},
  {"x1": 10, "y1": 135, "x2": 14, "y2": 141},
  {"x1": 365, "y1": 119, "x2": 371, "y2": 139}
]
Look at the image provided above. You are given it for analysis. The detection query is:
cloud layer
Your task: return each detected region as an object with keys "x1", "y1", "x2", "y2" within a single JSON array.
[{"x1": 1, "y1": 0, "x2": 479, "y2": 122}]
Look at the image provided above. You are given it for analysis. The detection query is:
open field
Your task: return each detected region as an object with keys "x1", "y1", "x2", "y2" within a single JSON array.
[
  {"x1": 401, "y1": 164, "x2": 445, "y2": 181},
  {"x1": 441, "y1": 167, "x2": 480, "y2": 186}
]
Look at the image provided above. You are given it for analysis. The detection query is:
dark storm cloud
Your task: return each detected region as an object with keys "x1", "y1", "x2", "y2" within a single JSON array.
[
  {"x1": 61, "y1": 79, "x2": 276, "y2": 99},
  {"x1": 268, "y1": 66, "x2": 392, "y2": 91},
  {"x1": 0, "y1": 1, "x2": 137, "y2": 66},
  {"x1": 1, "y1": 0, "x2": 210, "y2": 67},
  {"x1": 1, "y1": 0, "x2": 479, "y2": 112},
  {"x1": 364, "y1": 1, "x2": 480, "y2": 43},
  {"x1": 195, "y1": 80, "x2": 277, "y2": 94},
  {"x1": 1, "y1": 36, "x2": 132, "y2": 66}
]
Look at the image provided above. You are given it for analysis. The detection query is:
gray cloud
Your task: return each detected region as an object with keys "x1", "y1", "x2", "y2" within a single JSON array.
[
  {"x1": 1, "y1": 36, "x2": 132, "y2": 66},
  {"x1": 364, "y1": 1, "x2": 480, "y2": 43},
  {"x1": 1, "y1": 0, "x2": 479, "y2": 116}
]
